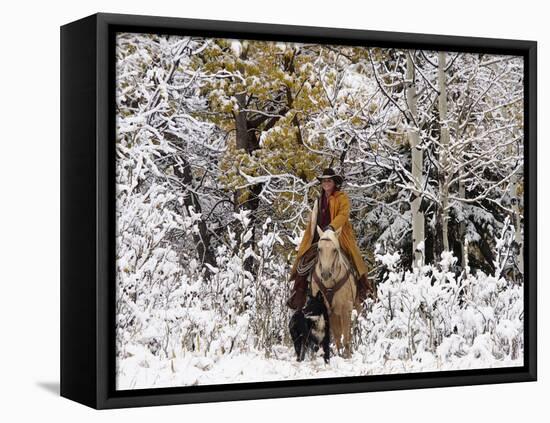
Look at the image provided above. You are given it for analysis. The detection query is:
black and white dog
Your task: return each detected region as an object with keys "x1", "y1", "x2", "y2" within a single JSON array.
[{"x1": 289, "y1": 291, "x2": 331, "y2": 363}]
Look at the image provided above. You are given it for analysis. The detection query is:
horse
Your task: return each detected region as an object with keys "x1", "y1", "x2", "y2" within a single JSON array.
[{"x1": 310, "y1": 225, "x2": 358, "y2": 358}]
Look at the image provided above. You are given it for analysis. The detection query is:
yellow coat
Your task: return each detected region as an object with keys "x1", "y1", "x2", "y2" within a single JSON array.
[{"x1": 290, "y1": 190, "x2": 368, "y2": 280}]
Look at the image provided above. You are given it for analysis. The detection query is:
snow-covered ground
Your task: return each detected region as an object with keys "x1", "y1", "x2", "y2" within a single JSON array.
[{"x1": 116, "y1": 342, "x2": 522, "y2": 390}]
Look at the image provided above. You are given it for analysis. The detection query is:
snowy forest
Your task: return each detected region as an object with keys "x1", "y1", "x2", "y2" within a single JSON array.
[{"x1": 114, "y1": 32, "x2": 525, "y2": 389}]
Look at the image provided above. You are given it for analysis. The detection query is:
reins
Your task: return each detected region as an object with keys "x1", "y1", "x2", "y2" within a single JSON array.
[{"x1": 312, "y1": 242, "x2": 350, "y2": 312}]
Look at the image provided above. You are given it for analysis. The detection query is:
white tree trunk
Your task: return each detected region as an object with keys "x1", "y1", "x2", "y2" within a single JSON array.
[
  {"x1": 407, "y1": 52, "x2": 425, "y2": 267},
  {"x1": 457, "y1": 118, "x2": 467, "y2": 270},
  {"x1": 438, "y1": 51, "x2": 450, "y2": 253},
  {"x1": 502, "y1": 106, "x2": 524, "y2": 277},
  {"x1": 508, "y1": 144, "x2": 524, "y2": 275}
]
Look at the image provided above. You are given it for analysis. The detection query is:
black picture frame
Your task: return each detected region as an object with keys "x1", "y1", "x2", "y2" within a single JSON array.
[{"x1": 60, "y1": 12, "x2": 537, "y2": 409}]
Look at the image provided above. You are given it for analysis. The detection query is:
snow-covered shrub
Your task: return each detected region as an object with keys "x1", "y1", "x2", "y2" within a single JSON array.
[
  {"x1": 117, "y1": 201, "x2": 291, "y2": 371},
  {"x1": 353, "y1": 243, "x2": 523, "y2": 371}
]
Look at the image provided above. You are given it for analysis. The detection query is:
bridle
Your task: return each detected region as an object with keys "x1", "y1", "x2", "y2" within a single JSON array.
[{"x1": 312, "y1": 236, "x2": 350, "y2": 310}]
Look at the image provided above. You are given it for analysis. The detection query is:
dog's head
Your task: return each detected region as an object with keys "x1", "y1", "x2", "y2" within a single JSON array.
[{"x1": 303, "y1": 292, "x2": 326, "y2": 319}]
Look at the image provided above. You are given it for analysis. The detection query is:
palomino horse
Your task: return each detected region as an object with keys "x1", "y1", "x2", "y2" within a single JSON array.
[{"x1": 310, "y1": 225, "x2": 358, "y2": 358}]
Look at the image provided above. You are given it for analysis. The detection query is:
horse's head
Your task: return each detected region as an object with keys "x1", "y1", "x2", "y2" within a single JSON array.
[{"x1": 316, "y1": 225, "x2": 343, "y2": 280}]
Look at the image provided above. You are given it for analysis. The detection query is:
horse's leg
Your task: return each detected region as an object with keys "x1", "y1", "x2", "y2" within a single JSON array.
[
  {"x1": 337, "y1": 313, "x2": 346, "y2": 357},
  {"x1": 330, "y1": 313, "x2": 342, "y2": 356},
  {"x1": 336, "y1": 314, "x2": 344, "y2": 357},
  {"x1": 344, "y1": 278, "x2": 356, "y2": 358},
  {"x1": 342, "y1": 307, "x2": 353, "y2": 359}
]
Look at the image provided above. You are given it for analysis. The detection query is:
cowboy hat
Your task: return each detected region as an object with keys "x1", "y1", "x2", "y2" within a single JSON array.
[{"x1": 316, "y1": 168, "x2": 344, "y2": 186}]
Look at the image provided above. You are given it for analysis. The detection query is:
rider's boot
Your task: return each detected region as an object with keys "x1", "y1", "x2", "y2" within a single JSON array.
[{"x1": 286, "y1": 273, "x2": 308, "y2": 310}]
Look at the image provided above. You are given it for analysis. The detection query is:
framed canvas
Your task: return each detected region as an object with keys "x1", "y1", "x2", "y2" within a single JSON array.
[{"x1": 60, "y1": 12, "x2": 537, "y2": 409}]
